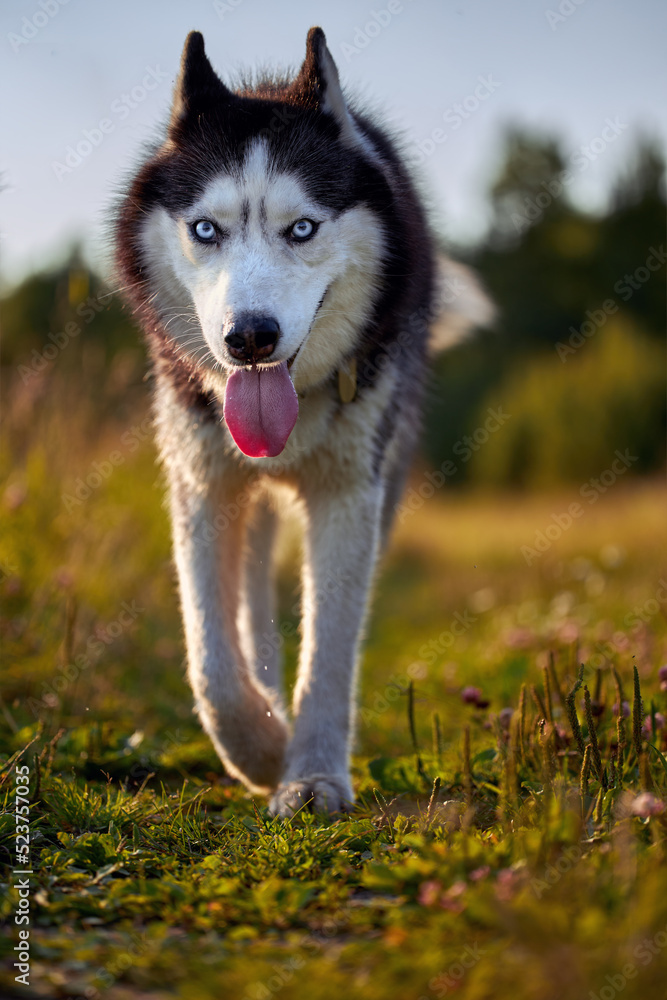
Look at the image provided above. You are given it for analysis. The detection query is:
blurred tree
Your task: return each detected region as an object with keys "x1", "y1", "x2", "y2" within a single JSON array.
[
  {"x1": 469, "y1": 131, "x2": 665, "y2": 350},
  {"x1": 1, "y1": 246, "x2": 143, "y2": 371},
  {"x1": 468, "y1": 318, "x2": 666, "y2": 489},
  {"x1": 594, "y1": 137, "x2": 667, "y2": 337},
  {"x1": 487, "y1": 128, "x2": 567, "y2": 248},
  {"x1": 0, "y1": 247, "x2": 145, "y2": 432},
  {"x1": 424, "y1": 129, "x2": 666, "y2": 482}
]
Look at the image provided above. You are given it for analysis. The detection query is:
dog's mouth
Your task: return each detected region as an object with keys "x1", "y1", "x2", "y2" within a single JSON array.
[
  {"x1": 223, "y1": 359, "x2": 298, "y2": 458},
  {"x1": 226, "y1": 351, "x2": 298, "y2": 370},
  {"x1": 222, "y1": 290, "x2": 329, "y2": 459}
]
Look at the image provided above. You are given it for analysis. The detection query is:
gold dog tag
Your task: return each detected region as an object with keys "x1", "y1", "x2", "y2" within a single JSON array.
[{"x1": 338, "y1": 357, "x2": 357, "y2": 403}]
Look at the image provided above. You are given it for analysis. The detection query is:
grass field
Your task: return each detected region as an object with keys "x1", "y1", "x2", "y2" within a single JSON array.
[{"x1": 1, "y1": 372, "x2": 666, "y2": 1000}]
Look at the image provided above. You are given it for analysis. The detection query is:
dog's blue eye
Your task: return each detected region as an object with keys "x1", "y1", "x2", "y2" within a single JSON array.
[
  {"x1": 289, "y1": 219, "x2": 317, "y2": 240},
  {"x1": 193, "y1": 220, "x2": 217, "y2": 242}
]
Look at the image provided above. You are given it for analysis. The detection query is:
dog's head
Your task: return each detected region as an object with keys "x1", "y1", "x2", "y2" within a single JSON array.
[{"x1": 126, "y1": 28, "x2": 392, "y2": 456}]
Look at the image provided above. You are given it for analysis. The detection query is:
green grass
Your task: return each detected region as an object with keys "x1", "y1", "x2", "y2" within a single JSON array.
[{"x1": 1, "y1": 374, "x2": 666, "y2": 1000}]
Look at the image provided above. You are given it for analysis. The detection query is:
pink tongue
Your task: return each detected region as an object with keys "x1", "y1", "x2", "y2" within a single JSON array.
[{"x1": 224, "y1": 362, "x2": 298, "y2": 458}]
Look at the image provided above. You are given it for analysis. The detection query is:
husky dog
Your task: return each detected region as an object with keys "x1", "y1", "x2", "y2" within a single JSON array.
[{"x1": 116, "y1": 27, "x2": 477, "y2": 815}]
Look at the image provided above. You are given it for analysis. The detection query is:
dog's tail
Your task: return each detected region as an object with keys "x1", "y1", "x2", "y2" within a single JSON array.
[{"x1": 428, "y1": 255, "x2": 496, "y2": 353}]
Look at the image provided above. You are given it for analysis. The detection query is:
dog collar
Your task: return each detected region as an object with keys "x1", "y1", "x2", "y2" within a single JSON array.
[{"x1": 337, "y1": 357, "x2": 357, "y2": 403}]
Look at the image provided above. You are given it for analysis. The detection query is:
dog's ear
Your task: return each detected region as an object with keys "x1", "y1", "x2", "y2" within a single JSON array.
[
  {"x1": 294, "y1": 27, "x2": 365, "y2": 149},
  {"x1": 169, "y1": 31, "x2": 231, "y2": 135}
]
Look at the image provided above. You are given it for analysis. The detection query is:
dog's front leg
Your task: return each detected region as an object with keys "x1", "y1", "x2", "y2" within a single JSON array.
[
  {"x1": 270, "y1": 481, "x2": 383, "y2": 816},
  {"x1": 169, "y1": 473, "x2": 288, "y2": 792}
]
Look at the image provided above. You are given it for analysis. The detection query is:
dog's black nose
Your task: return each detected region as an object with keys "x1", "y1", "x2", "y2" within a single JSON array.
[{"x1": 224, "y1": 315, "x2": 280, "y2": 363}]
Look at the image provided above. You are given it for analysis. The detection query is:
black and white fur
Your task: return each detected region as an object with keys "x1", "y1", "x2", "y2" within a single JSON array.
[{"x1": 116, "y1": 27, "x2": 450, "y2": 815}]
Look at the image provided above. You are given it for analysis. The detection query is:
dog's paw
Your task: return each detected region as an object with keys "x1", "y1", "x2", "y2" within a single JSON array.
[{"x1": 268, "y1": 774, "x2": 354, "y2": 818}]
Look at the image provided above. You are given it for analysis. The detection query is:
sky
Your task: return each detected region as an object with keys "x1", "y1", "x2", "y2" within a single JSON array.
[{"x1": 1, "y1": 0, "x2": 665, "y2": 288}]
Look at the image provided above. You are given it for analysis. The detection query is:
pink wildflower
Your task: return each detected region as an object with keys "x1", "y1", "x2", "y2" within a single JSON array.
[
  {"x1": 461, "y1": 686, "x2": 490, "y2": 709},
  {"x1": 440, "y1": 880, "x2": 467, "y2": 913},
  {"x1": 631, "y1": 793, "x2": 665, "y2": 818},
  {"x1": 504, "y1": 627, "x2": 535, "y2": 650},
  {"x1": 418, "y1": 880, "x2": 442, "y2": 907},
  {"x1": 558, "y1": 622, "x2": 580, "y2": 644},
  {"x1": 495, "y1": 868, "x2": 518, "y2": 902},
  {"x1": 462, "y1": 686, "x2": 482, "y2": 705},
  {"x1": 643, "y1": 713, "x2": 665, "y2": 736}
]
